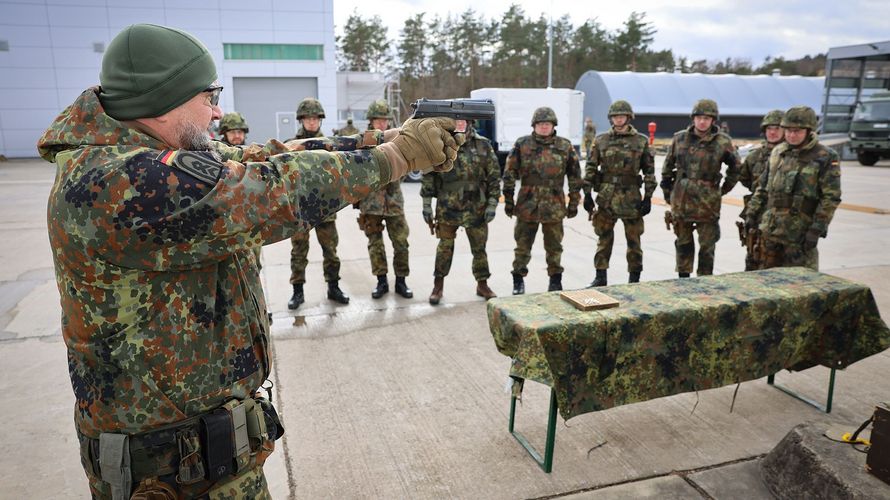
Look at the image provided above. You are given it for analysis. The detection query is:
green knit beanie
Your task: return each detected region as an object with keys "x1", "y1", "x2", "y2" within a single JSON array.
[{"x1": 99, "y1": 24, "x2": 217, "y2": 120}]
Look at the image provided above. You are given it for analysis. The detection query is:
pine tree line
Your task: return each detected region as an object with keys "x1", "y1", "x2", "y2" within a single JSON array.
[{"x1": 336, "y1": 7, "x2": 826, "y2": 112}]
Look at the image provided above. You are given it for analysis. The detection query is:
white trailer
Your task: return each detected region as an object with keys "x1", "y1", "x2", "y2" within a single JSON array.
[{"x1": 469, "y1": 87, "x2": 585, "y2": 165}]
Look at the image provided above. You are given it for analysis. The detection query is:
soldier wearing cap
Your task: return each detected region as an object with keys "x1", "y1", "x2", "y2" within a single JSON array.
[
  {"x1": 37, "y1": 23, "x2": 459, "y2": 498},
  {"x1": 746, "y1": 106, "x2": 841, "y2": 270},
  {"x1": 503, "y1": 106, "x2": 582, "y2": 294},
  {"x1": 219, "y1": 111, "x2": 249, "y2": 146},
  {"x1": 287, "y1": 97, "x2": 349, "y2": 309},
  {"x1": 584, "y1": 100, "x2": 656, "y2": 286},
  {"x1": 738, "y1": 109, "x2": 785, "y2": 270},
  {"x1": 661, "y1": 99, "x2": 740, "y2": 277},
  {"x1": 356, "y1": 99, "x2": 414, "y2": 299},
  {"x1": 337, "y1": 118, "x2": 359, "y2": 136}
]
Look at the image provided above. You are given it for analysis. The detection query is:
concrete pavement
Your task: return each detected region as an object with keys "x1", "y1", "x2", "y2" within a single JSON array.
[{"x1": 1, "y1": 157, "x2": 889, "y2": 499}]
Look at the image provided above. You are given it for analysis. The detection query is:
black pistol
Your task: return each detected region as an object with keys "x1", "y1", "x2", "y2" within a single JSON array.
[{"x1": 410, "y1": 98, "x2": 495, "y2": 121}]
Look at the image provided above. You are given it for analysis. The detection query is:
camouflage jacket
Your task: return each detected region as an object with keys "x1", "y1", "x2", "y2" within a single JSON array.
[
  {"x1": 420, "y1": 127, "x2": 500, "y2": 227},
  {"x1": 739, "y1": 140, "x2": 780, "y2": 220},
  {"x1": 293, "y1": 127, "x2": 336, "y2": 222},
  {"x1": 584, "y1": 125, "x2": 656, "y2": 219},
  {"x1": 360, "y1": 125, "x2": 405, "y2": 216},
  {"x1": 503, "y1": 132, "x2": 582, "y2": 223},
  {"x1": 581, "y1": 125, "x2": 597, "y2": 158},
  {"x1": 747, "y1": 134, "x2": 841, "y2": 245},
  {"x1": 661, "y1": 125, "x2": 740, "y2": 222},
  {"x1": 37, "y1": 88, "x2": 390, "y2": 439}
]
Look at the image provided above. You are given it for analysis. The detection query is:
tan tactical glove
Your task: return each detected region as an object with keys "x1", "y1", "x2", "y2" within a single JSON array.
[{"x1": 392, "y1": 118, "x2": 462, "y2": 172}]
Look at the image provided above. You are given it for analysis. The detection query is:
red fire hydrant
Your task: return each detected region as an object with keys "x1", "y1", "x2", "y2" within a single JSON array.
[{"x1": 648, "y1": 122, "x2": 657, "y2": 145}]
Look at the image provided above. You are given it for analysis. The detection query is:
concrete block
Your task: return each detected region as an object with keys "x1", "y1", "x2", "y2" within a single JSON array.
[{"x1": 761, "y1": 422, "x2": 890, "y2": 499}]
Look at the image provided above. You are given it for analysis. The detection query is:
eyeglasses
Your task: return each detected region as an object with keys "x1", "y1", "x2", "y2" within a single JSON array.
[{"x1": 204, "y1": 85, "x2": 223, "y2": 107}]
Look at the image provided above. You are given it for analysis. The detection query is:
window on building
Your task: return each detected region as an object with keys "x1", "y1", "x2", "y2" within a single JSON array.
[{"x1": 223, "y1": 44, "x2": 323, "y2": 61}]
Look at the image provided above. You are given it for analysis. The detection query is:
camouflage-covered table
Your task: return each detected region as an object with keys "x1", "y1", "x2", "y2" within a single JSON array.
[{"x1": 488, "y1": 268, "x2": 890, "y2": 471}]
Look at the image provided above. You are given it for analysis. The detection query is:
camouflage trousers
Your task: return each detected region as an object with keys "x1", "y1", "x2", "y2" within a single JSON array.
[
  {"x1": 673, "y1": 219, "x2": 721, "y2": 275},
  {"x1": 364, "y1": 214, "x2": 410, "y2": 277},
  {"x1": 512, "y1": 220, "x2": 564, "y2": 276},
  {"x1": 85, "y1": 463, "x2": 270, "y2": 499},
  {"x1": 434, "y1": 223, "x2": 491, "y2": 280},
  {"x1": 593, "y1": 211, "x2": 644, "y2": 272},
  {"x1": 290, "y1": 220, "x2": 340, "y2": 284},
  {"x1": 762, "y1": 238, "x2": 819, "y2": 271}
]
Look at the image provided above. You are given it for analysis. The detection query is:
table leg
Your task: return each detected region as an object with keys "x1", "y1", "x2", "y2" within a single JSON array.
[
  {"x1": 767, "y1": 367, "x2": 836, "y2": 413},
  {"x1": 509, "y1": 386, "x2": 558, "y2": 473}
]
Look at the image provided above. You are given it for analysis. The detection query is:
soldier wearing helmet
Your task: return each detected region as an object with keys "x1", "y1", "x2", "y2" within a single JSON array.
[
  {"x1": 584, "y1": 100, "x2": 656, "y2": 287},
  {"x1": 287, "y1": 97, "x2": 350, "y2": 309},
  {"x1": 737, "y1": 109, "x2": 785, "y2": 270},
  {"x1": 503, "y1": 106, "x2": 582, "y2": 294},
  {"x1": 356, "y1": 99, "x2": 414, "y2": 300},
  {"x1": 745, "y1": 106, "x2": 841, "y2": 270},
  {"x1": 218, "y1": 111, "x2": 249, "y2": 146},
  {"x1": 660, "y1": 98, "x2": 741, "y2": 277},
  {"x1": 338, "y1": 118, "x2": 359, "y2": 136}
]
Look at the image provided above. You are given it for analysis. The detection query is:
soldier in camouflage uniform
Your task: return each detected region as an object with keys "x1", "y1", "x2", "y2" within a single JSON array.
[
  {"x1": 661, "y1": 99, "x2": 740, "y2": 277},
  {"x1": 37, "y1": 23, "x2": 460, "y2": 499},
  {"x1": 288, "y1": 98, "x2": 349, "y2": 309},
  {"x1": 357, "y1": 99, "x2": 414, "y2": 299},
  {"x1": 745, "y1": 106, "x2": 842, "y2": 270},
  {"x1": 219, "y1": 111, "x2": 249, "y2": 146},
  {"x1": 337, "y1": 118, "x2": 359, "y2": 136},
  {"x1": 503, "y1": 107, "x2": 582, "y2": 294},
  {"x1": 584, "y1": 100, "x2": 656, "y2": 286},
  {"x1": 738, "y1": 109, "x2": 785, "y2": 270},
  {"x1": 422, "y1": 119, "x2": 500, "y2": 304},
  {"x1": 581, "y1": 116, "x2": 597, "y2": 159}
]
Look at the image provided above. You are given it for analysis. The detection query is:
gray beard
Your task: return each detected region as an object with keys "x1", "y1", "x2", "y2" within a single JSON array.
[{"x1": 177, "y1": 121, "x2": 212, "y2": 151}]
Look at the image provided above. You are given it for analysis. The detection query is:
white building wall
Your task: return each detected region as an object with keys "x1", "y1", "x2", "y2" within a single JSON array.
[{"x1": 0, "y1": 0, "x2": 337, "y2": 158}]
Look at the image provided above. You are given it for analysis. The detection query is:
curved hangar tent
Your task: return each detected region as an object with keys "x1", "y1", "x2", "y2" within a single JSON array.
[{"x1": 576, "y1": 71, "x2": 825, "y2": 138}]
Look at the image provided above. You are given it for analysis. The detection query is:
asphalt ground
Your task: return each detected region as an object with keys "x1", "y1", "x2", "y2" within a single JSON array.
[{"x1": 1, "y1": 156, "x2": 889, "y2": 498}]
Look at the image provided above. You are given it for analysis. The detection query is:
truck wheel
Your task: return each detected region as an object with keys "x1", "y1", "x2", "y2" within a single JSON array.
[
  {"x1": 405, "y1": 170, "x2": 424, "y2": 182},
  {"x1": 857, "y1": 151, "x2": 879, "y2": 166}
]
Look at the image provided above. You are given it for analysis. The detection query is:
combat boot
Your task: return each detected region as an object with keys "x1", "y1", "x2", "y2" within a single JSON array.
[
  {"x1": 429, "y1": 276, "x2": 444, "y2": 305},
  {"x1": 327, "y1": 280, "x2": 350, "y2": 304},
  {"x1": 628, "y1": 271, "x2": 641, "y2": 283},
  {"x1": 548, "y1": 273, "x2": 563, "y2": 292},
  {"x1": 287, "y1": 283, "x2": 304, "y2": 310},
  {"x1": 371, "y1": 275, "x2": 388, "y2": 299},
  {"x1": 590, "y1": 269, "x2": 607, "y2": 287},
  {"x1": 476, "y1": 280, "x2": 497, "y2": 300},
  {"x1": 512, "y1": 273, "x2": 525, "y2": 295},
  {"x1": 679, "y1": 272, "x2": 690, "y2": 278},
  {"x1": 395, "y1": 276, "x2": 413, "y2": 298}
]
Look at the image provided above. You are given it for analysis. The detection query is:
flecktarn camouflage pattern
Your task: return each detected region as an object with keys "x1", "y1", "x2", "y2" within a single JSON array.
[
  {"x1": 488, "y1": 268, "x2": 890, "y2": 420},
  {"x1": 37, "y1": 87, "x2": 390, "y2": 496}
]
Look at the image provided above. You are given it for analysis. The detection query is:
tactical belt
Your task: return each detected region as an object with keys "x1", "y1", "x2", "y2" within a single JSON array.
[
  {"x1": 768, "y1": 195, "x2": 818, "y2": 216},
  {"x1": 600, "y1": 173, "x2": 641, "y2": 185},
  {"x1": 79, "y1": 396, "x2": 284, "y2": 498},
  {"x1": 440, "y1": 181, "x2": 482, "y2": 194},
  {"x1": 521, "y1": 178, "x2": 563, "y2": 188}
]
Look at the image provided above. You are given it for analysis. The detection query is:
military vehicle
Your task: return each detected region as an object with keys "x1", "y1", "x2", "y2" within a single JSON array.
[{"x1": 850, "y1": 91, "x2": 890, "y2": 166}]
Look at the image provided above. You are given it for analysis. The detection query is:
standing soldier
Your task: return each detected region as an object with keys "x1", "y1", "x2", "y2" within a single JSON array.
[
  {"x1": 358, "y1": 99, "x2": 413, "y2": 299},
  {"x1": 738, "y1": 109, "x2": 784, "y2": 270},
  {"x1": 661, "y1": 99, "x2": 740, "y2": 277},
  {"x1": 745, "y1": 106, "x2": 841, "y2": 270},
  {"x1": 503, "y1": 107, "x2": 582, "y2": 294},
  {"x1": 288, "y1": 98, "x2": 349, "y2": 309},
  {"x1": 219, "y1": 112, "x2": 249, "y2": 146},
  {"x1": 581, "y1": 116, "x2": 597, "y2": 159},
  {"x1": 37, "y1": 22, "x2": 459, "y2": 499},
  {"x1": 422, "y1": 119, "x2": 500, "y2": 305},
  {"x1": 338, "y1": 118, "x2": 359, "y2": 136},
  {"x1": 585, "y1": 100, "x2": 656, "y2": 286}
]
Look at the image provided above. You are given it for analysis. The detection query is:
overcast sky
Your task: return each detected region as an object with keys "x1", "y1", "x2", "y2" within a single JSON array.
[{"x1": 332, "y1": 0, "x2": 889, "y2": 66}]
